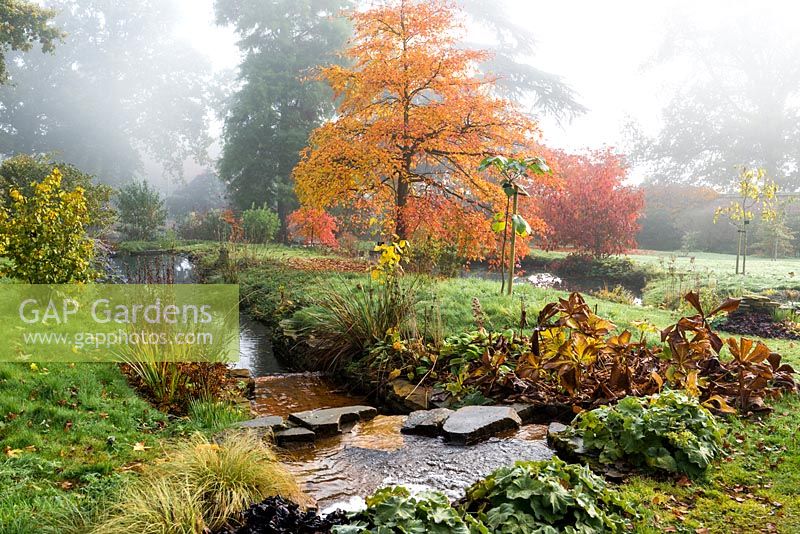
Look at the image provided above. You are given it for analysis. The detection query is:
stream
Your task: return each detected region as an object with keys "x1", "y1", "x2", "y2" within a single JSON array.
[{"x1": 111, "y1": 251, "x2": 554, "y2": 510}]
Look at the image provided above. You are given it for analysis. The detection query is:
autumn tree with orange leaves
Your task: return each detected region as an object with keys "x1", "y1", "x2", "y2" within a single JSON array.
[{"x1": 293, "y1": 0, "x2": 548, "y2": 241}]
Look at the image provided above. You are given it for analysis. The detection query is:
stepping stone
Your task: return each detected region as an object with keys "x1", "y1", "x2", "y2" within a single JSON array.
[
  {"x1": 275, "y1": 427, "x2": 316, "y2": 445},
  {"x1": 288, "y1": 405, "x2": 377, "y2": 437},
  {"x1": 236, "y1": 415, "x2": 285, "y2": 432},
  {"x1": 401, "y1": 408, "x2": 453, "y2": 437},
  {"x1": 443, "y1": 406, "x2": 521, "y2": 445},
  {"x1": 547, "y1": 422, "x2": 586, "y2": 456},
  {"x1": 390, "y1": 379, "x2": 432, "y2": 411},
  {"x1": 510, "y1": 403, "x2": 538, "y2": 424},
  {"x1": 229, "y1": 368, "x2": 252, "y2": 379}
]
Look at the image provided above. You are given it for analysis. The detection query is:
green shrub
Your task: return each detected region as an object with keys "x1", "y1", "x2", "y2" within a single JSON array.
[
  {"x1": 592, "y1": 284, "x2": 637, "y2": 305},
  {"x1": 178, "y1": 209, "x2": 231, "y2": 241},
  {"x1": 407, "y1": 238, "x2": 464, "y2": 278},
  {"x1": 334, "y1": 486, "x2": 486, "y2": 534},
  {"x1": 0, "y1": 168, "x2": 98, "y2": 283},
  {"x1": 117, "y1": 180, "x2": 166, "y2": 241},
  {"x1": 242, "y1": 206, "x2": 280, "y2": 243},
  {"x1": 562, "y1": 390, "x2": 723, "y2": 477},
  {"x1": 0, "y1": 153, "x2": 114, "y2": 232},
  {"x1": 464, "y1": 458, "x2": 633, "y2": 533}
]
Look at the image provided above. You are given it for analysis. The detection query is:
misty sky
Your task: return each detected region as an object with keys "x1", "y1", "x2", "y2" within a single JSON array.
[{"x1": 172, "y1": 0, "x2": 799, "y2": 178}]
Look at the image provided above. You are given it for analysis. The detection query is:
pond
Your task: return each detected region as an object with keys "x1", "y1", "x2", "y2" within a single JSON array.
[{"x1": 110, "y1": 251, "x2": 195, "y2": 284}]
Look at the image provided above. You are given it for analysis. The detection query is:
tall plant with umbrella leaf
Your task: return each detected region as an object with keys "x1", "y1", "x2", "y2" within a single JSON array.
[{"x1": 480, "y1": 156, "x2": 551, "y2": 295}]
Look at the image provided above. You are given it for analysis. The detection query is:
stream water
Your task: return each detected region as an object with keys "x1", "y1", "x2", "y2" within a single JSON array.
[
  {"x1": 242, "y1": 339, "x2": 552, "y2": 510},
  {"x1": 112, "y1": 252, "x2": 554, "y2": 509}
]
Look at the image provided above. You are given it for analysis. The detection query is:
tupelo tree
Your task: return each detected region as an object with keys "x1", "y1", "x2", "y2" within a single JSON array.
[
  {"x1": 293, "y1": 0, "x2": 542, "y2": 240},
  {"x1": 540, "y1": 149, "x2": 643, "y2": 258}
]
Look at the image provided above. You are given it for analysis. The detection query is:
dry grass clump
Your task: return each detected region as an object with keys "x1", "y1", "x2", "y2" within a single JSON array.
[{"x1": 92, "y1": 431, "x2": 307, "y2": 533}]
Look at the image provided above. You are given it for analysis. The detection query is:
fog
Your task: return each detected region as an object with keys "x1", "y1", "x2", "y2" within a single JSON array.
[{"x1": 2, "y1": 0, "x2": 799, "y2": 229}]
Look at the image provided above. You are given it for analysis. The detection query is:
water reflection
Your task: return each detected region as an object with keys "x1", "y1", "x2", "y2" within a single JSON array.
[
  {"x1": 238, "y1": 316, "x2": 293, "y2": 376},
  {"x1": 110, "y1": 253, "x2": 195, "y2": 284}
]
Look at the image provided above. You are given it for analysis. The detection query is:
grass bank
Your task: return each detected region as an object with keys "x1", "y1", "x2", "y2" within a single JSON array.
[
  {"x1": 0, "y1": 362, "x2": 174, "y2": 532},
  {"x1": 528, "y1": 249, "x2": 800, "y2": 310}
]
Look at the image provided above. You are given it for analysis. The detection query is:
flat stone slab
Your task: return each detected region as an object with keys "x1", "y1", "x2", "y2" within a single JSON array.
[
  {"x1": 275, "y1": 427, "x2": 316, "y2": 445},
  {"x1": 236, "y1": 415, "x2": 285, "y2": 432},
  {"x1": 401, "y1": 408, "x2": 453, "y2": 437},
  {"x1": 229, "y1": 368, "x2": 252, "y2": 379},
  {"x1": 288, "y1": 405, "x2": 377, "y2": 437},
  {"x1": 511, "y1": 403, "x2": 538, "y2": 424},
  {"x1": 390, "y1": 379, "x2": 431, "y2": 411},
  {"x1": 442, "y1": 406, "x2": 521, "y2": 445},
  {"x1": 547, "y1": 422, "x2": 586, "y2": 456}
]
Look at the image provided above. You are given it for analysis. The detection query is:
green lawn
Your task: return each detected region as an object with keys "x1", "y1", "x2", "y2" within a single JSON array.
[
  {"x1": 529, "y1": 249, "x2": 800, "y2": 308},
  {"x1": 0, "y1": 361, "x2": 245, "y2": 532},
  {"x1": 0, "y1": 363, "x2": 172, "y2": 532}
]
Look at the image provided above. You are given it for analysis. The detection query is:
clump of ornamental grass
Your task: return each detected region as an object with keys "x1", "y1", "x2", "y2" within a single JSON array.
[
  {"x1": 92, "y1": 432, "x2": 307, "y2": 533},
  {"x1": 187, "y1": 398, "x2": 249, "y2": 432},
  {"x1": 281, "y1": 278, "x2": 419, "y2": 370},
  {"x1": 91, "y1": 477, "x2": 206, "y2": 534},
  {"x1": 116, "y1": 321, "x2": 238, "y2": 413}
]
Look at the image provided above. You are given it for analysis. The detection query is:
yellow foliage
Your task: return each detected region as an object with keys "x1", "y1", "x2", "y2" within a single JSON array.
[
  {"x1": 0, "y1": 168, "x2": 97, "y2": 283},
  {"x1": 371, "y1": 239, "x2": 410, "y2": 283}
]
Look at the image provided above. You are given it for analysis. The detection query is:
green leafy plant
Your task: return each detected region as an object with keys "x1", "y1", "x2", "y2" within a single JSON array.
[
  {"x1": 242, "y1": 206, "x2": 280, "y2": 244},
  {"x1": 116, "y1": 180, "x2": 167, "y2": 241},
  {"x1": 560, "y1": 390, "x2": 723, "y2": 477},
  {"x1": 187, "y1": 399, "x2": 248, "y2": 431},
  {"x1": 178, "y1": 209, "x2": 233, "y2": 241},
  {"x1": 464, "y1": 458, "x2": 633, "y2": 533},
  {"x1": 334, "y1": 486, "x2": 487, "y2": 534},
  {"x1": 479, "y1": 155, "x2": 550, "y2": 295}
]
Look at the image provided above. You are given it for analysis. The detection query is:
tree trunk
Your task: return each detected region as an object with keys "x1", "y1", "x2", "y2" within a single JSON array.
[
  {"x1": 277, "y1": 197, "x2": 291, "y2": 244},
  {"x1": 499, "y1": 195, "x2": 510, "y2": 295},
  {"x1": 742, "y1": 226, "x2": 748, "y2": 276},
  {"x1": 395, "y1": 142, "x2": 413, "y2": 241},
  {"x1": 735, "y1": 228, "x2": 742, "y2": 274},
  {"x1": 507, "y1": 191, "x2": 519, "y2": 295}
]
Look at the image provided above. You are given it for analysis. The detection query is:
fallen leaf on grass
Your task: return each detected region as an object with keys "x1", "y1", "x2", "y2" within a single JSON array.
[
  {"x1": 132, "y1": 442, "x2": 150, "y2": 452},
  {"x1": 4, "y1": 447, "x2": 22, "y2": 458},
  {"x1": 120, "y1": 461, "x2": 144, "y2": 473}
]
